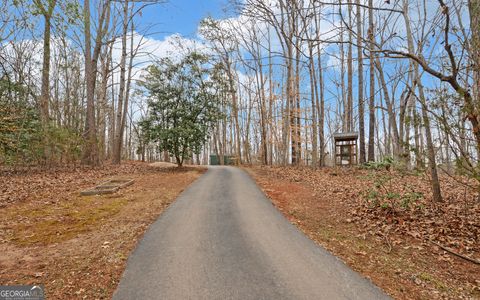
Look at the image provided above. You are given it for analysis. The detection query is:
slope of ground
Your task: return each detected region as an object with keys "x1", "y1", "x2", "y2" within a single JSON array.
[
  {"x1": 247, "y1": 166, "x2": 480, "y2": 300},
  {"x1": 0, "y1": 162, "x2": 205, "y2": 299},
  {"x1": 113, "y1": 166, "x2": 389, "y2": 300}
]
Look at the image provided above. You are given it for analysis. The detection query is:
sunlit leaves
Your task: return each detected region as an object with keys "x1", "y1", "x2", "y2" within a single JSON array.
[{"x1": 139, "y1": 52, "x2": 225, "y2": 166}]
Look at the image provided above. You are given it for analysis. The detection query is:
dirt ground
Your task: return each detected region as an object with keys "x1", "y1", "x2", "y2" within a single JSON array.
[
  {"x1": 247, "y1": 166, "x2": 480, "y2": 300},
  {"x1": 0, "y1": 161, "x2": 205, "y2": 299}
]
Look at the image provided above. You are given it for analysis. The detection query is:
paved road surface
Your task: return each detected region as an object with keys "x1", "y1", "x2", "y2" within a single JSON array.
[{"x1": 113, "y1": 166, "x2": 390, "y2": 300}]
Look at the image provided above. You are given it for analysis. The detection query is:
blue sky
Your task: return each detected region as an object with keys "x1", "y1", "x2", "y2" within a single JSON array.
[{"x1": 140, "y1": 0, "x2": 232, "y2": 40}]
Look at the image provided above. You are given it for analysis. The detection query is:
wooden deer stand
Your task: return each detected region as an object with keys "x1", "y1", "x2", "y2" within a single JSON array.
[{"x1": 333, "y1": 132, "x2": 358, "y2": 166}]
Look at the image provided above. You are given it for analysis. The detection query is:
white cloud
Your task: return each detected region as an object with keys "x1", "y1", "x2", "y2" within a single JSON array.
[{"x1": 112, "y1": 32, "x2": 209, "y2": 68}]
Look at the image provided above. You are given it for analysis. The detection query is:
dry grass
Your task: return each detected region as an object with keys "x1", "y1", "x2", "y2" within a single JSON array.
[
  {"x1": 0, "y1": 162, "x2": 205, "y2": 299},
  {"x1": 5, "y1": 195, "x2": 129, "y2": 246}
]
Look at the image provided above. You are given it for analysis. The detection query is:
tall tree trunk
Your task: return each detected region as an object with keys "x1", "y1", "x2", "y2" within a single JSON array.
[
  {"x1": 339, "y1": 1, "x2": 347, "y2": 132},
  {"x1": 374, "y1": 56, "x2": 401, "y2": 159},
  {"x1": 268, "y1": 29, "x2": 274, "y2": 165},
  {"x1": 287, "y1": 45, "x2": 296, "y2": 165},
  {"x1": 356, "y1": 0, "x2": 366, "y2": 163},
  {"x1": 254, "y1": 50, "x2": 268, "y2": 165},
  {"x1": 346, "y1": 2, "x2": 353, "y2": 132},
  {"x1": 367, "y1": 0, "x2": 375, "y2": 162},
  {"x1": 244, "y1": 87, "x2": 253, "y2": 164},
  {"x1": 109, "y1": 56, "x2": 116, "y2": 160},
  {"x1": 120, "y1": 17, "x2": 135, "y2": 162},
  {"x1": 112, "y1": 0, "x2": 129, "y2": 164},
  {"x1": 469, "y1": 1, "x2": 480, "y2": 127},
  {"x1": 308, "y1": 41, "x2": 318, "y2": 169},
  {"x1": 82, "y1": 0, "x2": 109, "y2": 166},
  {"x1": 226, "y1": 59, "x2": 242, "y2": 164},
  {"x1": 98, "y1": 36, "x2": 113, "y2": 160},
  {"x1": 403, "y1": 0, "x2": 442, "y2": 202},
  {"x1": 37, "y1": 0, "x2": 57, "y2": 164},
  {"x1": 39, "y1": 6, "x2": 54, "y2": 124},
  {"x1": 314, "y1": 11, "x2": 325, "y2": 166},
  {"x1": 82, "y1": 0, "x2": 98, "y2": 166},
  {"x1": 418, "y1": 81, "x2": 443, "y2": 202},
  {"x1": 413, "y1": 105, "x2": 423, "y2": 168},
  {"x1": 295, "y1": 43, "x2": 302, "y2": 164}
]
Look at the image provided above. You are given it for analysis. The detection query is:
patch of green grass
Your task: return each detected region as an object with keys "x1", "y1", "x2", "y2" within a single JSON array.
[
  {"x1": 6, "y1": 195, "x2": 129, "y2": 246},
  {"x1": 313, "y1": 224, "x2": 351, "y2": 243},
  {"x1": 418, "y1": 272, "x2": 448, "y2": 291}
]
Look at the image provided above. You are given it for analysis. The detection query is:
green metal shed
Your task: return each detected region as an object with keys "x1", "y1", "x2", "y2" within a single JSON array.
[{"x1": 210, "y1": 154, "x2": 235, "y2": 165}]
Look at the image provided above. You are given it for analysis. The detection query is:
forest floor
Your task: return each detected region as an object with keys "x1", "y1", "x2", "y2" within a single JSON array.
[
  {"x1": 0, "y1": 161, "x2": 205, "y2": 299},
  {"x1": 247, "y1": 166, "x2": 480, "y2": 300}
]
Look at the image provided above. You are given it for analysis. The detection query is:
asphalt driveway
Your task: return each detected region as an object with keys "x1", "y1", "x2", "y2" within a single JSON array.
[{"x1": 113, "y1": 166, "x2": 390, "y2": 300}]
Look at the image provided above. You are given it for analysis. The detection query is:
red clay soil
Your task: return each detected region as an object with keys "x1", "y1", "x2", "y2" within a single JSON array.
[
  {"x1": 247, "y1": 165, "x2": 480, "y2": 300},
  {"x1": 0, "y1": 162, "x2": 205, "y2": 299}
]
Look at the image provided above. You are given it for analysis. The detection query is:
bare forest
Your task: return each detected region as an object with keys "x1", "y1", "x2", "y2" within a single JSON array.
[
  {"x1": 3, "y1": 0, "x2": 480, "y2": 197},
  {"x1": 1, "y1": 0, "x2": 479, "y2": 298}
]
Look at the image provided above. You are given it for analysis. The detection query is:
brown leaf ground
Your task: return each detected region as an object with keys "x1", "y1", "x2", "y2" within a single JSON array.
[
  {"x1": 0, "y1": 161, "x2": 205, "y2": 299},
  {"x1": 247, "y1": 166, "x2": 480, "y2": 300}
]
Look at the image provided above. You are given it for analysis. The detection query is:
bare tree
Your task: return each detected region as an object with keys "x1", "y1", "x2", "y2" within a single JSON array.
[
  {"x1": 82, "y1": 0, "x2": 110, "y2": 165},
  {"x1": 367, "y1": 0, "x2": 375, "y2": 162},
  {"x1": 34, "y1": 0, "x2": 57, "y2": 125},
  {"x1": 355, "y1": 0, "x2": 366, "y2": 163}
]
